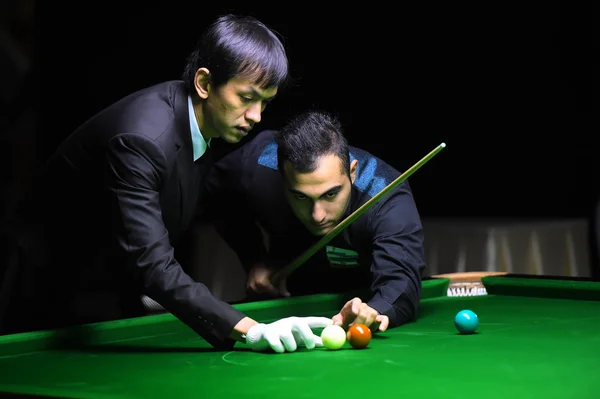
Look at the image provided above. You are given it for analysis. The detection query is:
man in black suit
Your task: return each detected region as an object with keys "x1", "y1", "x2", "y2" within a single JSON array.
[{"x1": 0, "y1": 14, "x2": 332, "y2": 353}]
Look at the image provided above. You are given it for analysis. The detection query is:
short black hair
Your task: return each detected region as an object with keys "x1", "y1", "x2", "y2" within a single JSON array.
[
  {"x1": 182, "y1": 14, "x2": 290, "y2": 92},
  {"x1": 276, "y1": 110, "x2": 350, "y2": 177}
]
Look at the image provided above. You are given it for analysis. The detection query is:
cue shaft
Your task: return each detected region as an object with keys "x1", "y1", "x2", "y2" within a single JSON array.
[{"x1": 270, "y1": 142, "x2": 447, "y2": 285}]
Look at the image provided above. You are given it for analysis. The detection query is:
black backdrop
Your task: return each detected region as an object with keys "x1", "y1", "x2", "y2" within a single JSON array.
[{"x1": 33, "y1": 1, "x2": 595, "y2": 220}]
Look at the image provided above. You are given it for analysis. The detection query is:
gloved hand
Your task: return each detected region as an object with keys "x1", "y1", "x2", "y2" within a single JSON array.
[{"x1": 245, "y1": 316, "x2": 333, "y2": 353}]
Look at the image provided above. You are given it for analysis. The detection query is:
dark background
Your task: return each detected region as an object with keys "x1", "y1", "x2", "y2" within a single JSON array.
[{"x1": 2, "y1": 1, "x2": 597, "y2": 222}]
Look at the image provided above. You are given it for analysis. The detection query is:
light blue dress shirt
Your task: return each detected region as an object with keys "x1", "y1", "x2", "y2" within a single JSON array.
[{"x1": 187, "y1": 95, "x2": 211, "y2": 161}]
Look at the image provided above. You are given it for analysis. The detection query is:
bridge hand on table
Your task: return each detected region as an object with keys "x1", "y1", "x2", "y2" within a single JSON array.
[
  {"x1": 332, "y1": 297, "x2": 390, "y2": 332},
  {"x1": 246, "y1": 263, "x2": 290, "y2": 299},
  {"x1": 245, "y1": 316, "x2": 333, "y2": 353}
]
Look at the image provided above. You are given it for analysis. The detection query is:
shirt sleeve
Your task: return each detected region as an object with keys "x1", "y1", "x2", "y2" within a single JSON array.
[
  {"x1": 105, "y1": 134, "x2": 245, "y2": 349},
  {"x1": 365, "y1": 182, "x2": 426, "y2": 327}
]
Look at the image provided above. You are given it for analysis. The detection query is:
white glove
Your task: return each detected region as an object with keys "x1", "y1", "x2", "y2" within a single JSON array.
[{"x1": 245, "y1": 316, "x2": 333, "y2": 353}]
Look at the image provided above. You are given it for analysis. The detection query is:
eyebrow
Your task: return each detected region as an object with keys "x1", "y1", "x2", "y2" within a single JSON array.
[
  {"x1": 247, "y1": 87, "x2": 277, "y2": 101},
  {"x1": 288, "y1": 185, "x2": 343, "y2": 198}
]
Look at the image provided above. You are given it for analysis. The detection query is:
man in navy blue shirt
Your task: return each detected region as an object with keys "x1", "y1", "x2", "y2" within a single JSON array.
[{"x1": 203, "y1": 110, "x2": 426, "y2": 332}]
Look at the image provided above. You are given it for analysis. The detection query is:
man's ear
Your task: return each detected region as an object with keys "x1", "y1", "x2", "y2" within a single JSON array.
[
  {"x1": 350, "y1": 159, "x2": 358, "y2": 184},
  {"x1": 194, "y1": 68, "x2": 211, "y2": 99}
]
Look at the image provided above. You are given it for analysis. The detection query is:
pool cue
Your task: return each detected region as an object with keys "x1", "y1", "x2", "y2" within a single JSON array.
[{"x1": 270, "y1": 142, "x2": 447, "y2": 286}]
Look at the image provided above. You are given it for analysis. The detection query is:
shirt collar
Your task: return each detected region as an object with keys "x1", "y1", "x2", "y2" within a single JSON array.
[{"x1": 187, "y1": 95, "x2": 211, "y2": 161}]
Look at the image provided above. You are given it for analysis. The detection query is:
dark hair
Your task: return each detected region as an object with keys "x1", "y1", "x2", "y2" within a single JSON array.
[
  {"x1": 182, "y1": 14, "x2": 290, "y2": 92},
  {"x1": 276, "y1": 110, "x2": 350, "y2": 177}
]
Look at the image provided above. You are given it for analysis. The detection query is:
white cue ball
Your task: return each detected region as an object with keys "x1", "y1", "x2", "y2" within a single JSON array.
[{"x1": 321, "y1": 325, "x2": 346, "y2": 350}]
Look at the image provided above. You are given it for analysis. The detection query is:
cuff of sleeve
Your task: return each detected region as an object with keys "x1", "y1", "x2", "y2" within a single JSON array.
[
  {"x1": 185, "y1": 304, "x2": 247, "y2": 349},
  {"x1": 368, "y1": 295, "x2": 416, "y2": 328},
  {"x1": 213, "y1": 306, "x2": 247, "y2": 341},
  {"x1": 367, "y1": 299, "x2": 394, "y2": 320}
]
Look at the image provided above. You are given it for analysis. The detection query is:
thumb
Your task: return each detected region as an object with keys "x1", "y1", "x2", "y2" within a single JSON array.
[{"x1": 278, "y1": 278, "x2": 290, "y2": 297}]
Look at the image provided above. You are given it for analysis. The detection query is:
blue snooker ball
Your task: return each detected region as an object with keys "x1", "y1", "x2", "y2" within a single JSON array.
[{"x1": 454, "y1": 309, "x2": 479, "y2": 334}]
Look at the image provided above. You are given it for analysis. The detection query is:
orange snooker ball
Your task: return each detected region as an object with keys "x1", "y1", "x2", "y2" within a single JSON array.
[{"x1": 347, "y1": 323, "x2": 372, "y2": 349}]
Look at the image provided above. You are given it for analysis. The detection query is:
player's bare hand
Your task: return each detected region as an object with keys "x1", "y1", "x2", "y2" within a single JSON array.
[
  {"x1": 331, "y1": 297, "x2": 389, "y2": 332},
  {"x1": 247, "y1": 263, "x2": 290, "y2": 298}
]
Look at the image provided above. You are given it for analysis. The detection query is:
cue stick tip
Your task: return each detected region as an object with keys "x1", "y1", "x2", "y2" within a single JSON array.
[{"x1": 440, "y1": 142, "x2": 446, "y2": 148}]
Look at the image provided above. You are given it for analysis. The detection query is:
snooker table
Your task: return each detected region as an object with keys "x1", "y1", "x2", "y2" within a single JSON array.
[{"x1": 1, "y1": 275, "x2": 599, "y2": 399}]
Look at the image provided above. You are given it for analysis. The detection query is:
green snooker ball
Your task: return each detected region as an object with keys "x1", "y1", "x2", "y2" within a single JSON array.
[
  {"x1": 321, "y1": 325, "x2": 346, "y2": 350},
  {"x1": 454, "y1": 309, "x2": 479, "y2": 334}
]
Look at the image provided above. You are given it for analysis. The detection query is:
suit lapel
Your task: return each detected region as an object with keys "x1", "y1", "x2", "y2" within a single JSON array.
[
  {"x1": 170, "y1": 87, "x2": 211, "y2": 240},
  {"x1": 161, "y1": 87, "x2": 194, "y2": 243}
]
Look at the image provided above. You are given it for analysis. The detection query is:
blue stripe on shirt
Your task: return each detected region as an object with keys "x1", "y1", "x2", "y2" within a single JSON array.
[{"x1": 257, "y1": 139, "x2": 396, "y2": 197}]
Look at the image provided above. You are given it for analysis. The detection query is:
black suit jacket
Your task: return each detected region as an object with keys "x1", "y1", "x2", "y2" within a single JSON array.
[{"x1": 9, "y1": 81, "x2": 244, "y2": 348}]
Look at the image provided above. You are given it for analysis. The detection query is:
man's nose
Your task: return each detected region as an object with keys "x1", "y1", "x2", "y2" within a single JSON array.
[
  {"x1": 245, "y1": 102, "x2": 262, "y2": 124},
  {"x1": 312, "y1": 203, "x2": 326, "y2": 223}
]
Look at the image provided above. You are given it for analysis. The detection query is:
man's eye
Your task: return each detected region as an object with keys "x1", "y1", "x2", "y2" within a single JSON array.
[
  {"x1": 240, "y1": 96, "x2": 253, "y2": 103},
  {"x1": 326, "y1": 192, "x2": 337, "y2": 198},
  {"x1": 294, "y1": 194, "x2": 306, "y2": 200}
]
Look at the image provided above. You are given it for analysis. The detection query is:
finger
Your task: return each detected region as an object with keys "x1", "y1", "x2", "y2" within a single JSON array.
[
  {"x1": 263, "y1": 330, "x2": 285, "y2": 353},
  {"x1": 350, "y1": 297, "x2": 362, "y2": 314},
  {"x1": 247, "y1": 279, "x2": 261, "y2": 293},
  {"x1": 279, "y1": 331, "x2": 298, "y2": 352},
  {"x1": 303, "y1": 316, "x2": 334, "y2": 329},
  {"x1": 293, "y1": 322, "x2": 318, "y2": 350},
  {"x1": 376, "y1": 315, "x2": 390, "y2": 331},
  {"x1": 253, "y1": 280, "x2": 279, "y2": 296},
  {"x1": 338, "y1": 299, "x2": 360, "y2": 328},
  {"x1": 364, "y1": 310, "x2": 378, "y2": 327},
  {"x1": 246, "y1": 285, "x2": 276, "y2": 300},
  {"x1": 340, "y1": 315, "x2": 356, "y2": 329},
  {"x1": 313, "y1": 335, "x2": 324, "y2": 348},
  {"x1": 246, "y1": 278, "x2": 256, "y2": 293},
  {"x1": 354, "y1": 304, "x2": 377, "y2": 326},
  {"x1": 339, "y1": 299, "x2": 353, "y2": 316},
  {"x1": 353, "y1": 315, "x2": 366, "y2": 326},
  {"x1": 255, "y1": 272, "x2": 276, "y2": 293},
  {"x1": 331, "y1": 313, "x2": 344, "y2": 326},
  {"x1": 352, "y1": 307, "x2": 367, "y2": 326},
  {"x1": 264, "y1": 283, "x2": 280, "y2": 296},
  {"x1": 369, "y1": 320, "x2": 381, "y2": 333}
]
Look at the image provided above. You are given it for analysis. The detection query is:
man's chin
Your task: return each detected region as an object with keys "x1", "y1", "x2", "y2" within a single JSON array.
[
  {"x1": 308, "y1": 226, "x2": 331, "y2": 237},
  {"x1": 222, "y1": 134, "x2": 243, "y2": 144}
]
